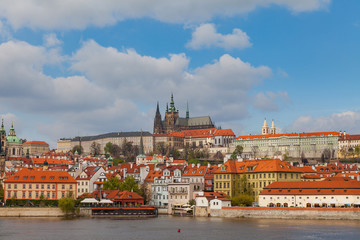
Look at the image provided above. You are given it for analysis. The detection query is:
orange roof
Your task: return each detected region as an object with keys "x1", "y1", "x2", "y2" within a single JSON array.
[
  {"x1": 296, "y1": 166, "x2": 317, "y2": 174},
  {"x1": 213, "y1": 129, "x2": 235, "y2": 136},
  {"x1": 339, "y1": 134, "x2": 360, "y2": 141},
  {"x1": 237, "y1": 131, "x2": 339, "y2": 140},
  {"x1": 181, "y1": 128, "x2": 217, "y2": 139},
  {"x1": 23, "y1": 141, "x2": 49, "y2": 145},
  {"x1": 183, "y1": 166, "x2": 207, "y2": 176},
  {"x1": 145, "y1": 170, "x2": 164, "y2": 181},
  {"x1": 214, "y1": 159, "x2": 301, "y2": 174},
  {"x1": 260, "y1": 180, "x2": 360, "y2": 195},
  {"x1": 4, "y1": 169, "x2": 77, "y2": 184},
  {"x1": 168, "y1": 132, "x2": 185, "y2": 137},
  {"x1": 32, "y1": 158, "x2": 72, "y2": 165}
]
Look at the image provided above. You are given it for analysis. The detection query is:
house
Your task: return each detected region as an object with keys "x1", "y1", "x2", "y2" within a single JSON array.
[
  {"x1": 3, "y1": 168, "x2": 77, "y2": 201},
  {"x1": 259, "y1": 180, "x2": 360, "y2": 208}
]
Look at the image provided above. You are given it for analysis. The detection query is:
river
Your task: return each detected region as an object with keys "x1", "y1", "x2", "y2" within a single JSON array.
[{"x1": 1, "y1": 216, "x2": 360, "y2": 240}]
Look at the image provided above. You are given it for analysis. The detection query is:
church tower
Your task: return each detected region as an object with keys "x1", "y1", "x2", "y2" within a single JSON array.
[
  {"x1": 164, "y1": 93, "x2": 179, "y2": 133},
  {"x1": 270, "y1": 120, "x2": 276, "y2": 135},
  {"x1": 262, "y1": 119, "x2": 269, "y2": 135},
  {"x1": 0, "y1": 119, "x2": 7, "y2": 155},
  {"x1": 153, "y1": 101, "x2": 164, "y2": 134}
]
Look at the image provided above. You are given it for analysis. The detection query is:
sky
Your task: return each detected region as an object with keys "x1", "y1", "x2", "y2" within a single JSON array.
[{"x1": 0, "y1": 0, "x2": 360, "y2": 148}]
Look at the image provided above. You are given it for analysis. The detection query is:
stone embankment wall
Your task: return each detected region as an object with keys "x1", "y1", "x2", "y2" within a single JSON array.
[
  {"x1": 0, "y1": 207, "x2": 64, "y2": 217},
  {"x1": 195, "y1": 207, "x2": 360, "y2": 220}
]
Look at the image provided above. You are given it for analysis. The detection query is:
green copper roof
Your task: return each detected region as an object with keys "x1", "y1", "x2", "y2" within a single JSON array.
[
  {"x1": 7, "y1": 135, "x2": 21, "y2": 143},
  {"x1": 0, "y1": 119, "x2": 6, "y2": 135}
]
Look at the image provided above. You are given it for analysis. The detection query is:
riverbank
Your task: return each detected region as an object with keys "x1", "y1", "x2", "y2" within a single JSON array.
[
  {"x1": 197, "y1": 207, "x2": 360, "y2": 220},
  {"x1": 0, "y1": 207, "x2": 64, "y2": 217}
]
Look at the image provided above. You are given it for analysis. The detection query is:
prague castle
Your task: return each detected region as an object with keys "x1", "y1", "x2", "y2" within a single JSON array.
[{"x1": 153, "y1": 94, "x2": 215, "y2": 134}]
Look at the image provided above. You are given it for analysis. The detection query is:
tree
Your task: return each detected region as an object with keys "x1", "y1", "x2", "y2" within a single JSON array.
[
  {"x1": 230, "y1": 145, "x2": 243, "y2": 160},
  {"x1": 103, "y1": 176, "x2": 122, "y2": 190},
  {"x1": 104, "y1": 142, "x2": 114, "y2": 155},
  {"x1": 122, "y1": 175, "x2": 140, "y2": 193},
  {"x1": 251, "y1": 146, "x2": 259, "y2": 159},
  {"x1": 72, "y1": 145, "x2": 83, "y2": 155},
  {"x1": 231, "y1": 194, "x2": 254, "y2": 206},
  {"x1": 189, "y1": 199, "x2": 196, "y2": 206},
  {"x1": 113, "y1": 158, "x2": 125, "y2": 166},
  {"x1": 155, "y1": 142, "x2": 167, "y2": 155},
  {"x1": 90, "y1": 142, "x2": 101, "y2": 156},
  {"x1": 214, "y1": 151, "x2": 224, "y2": 161},
  {"x1": 0, "y1": 184, "x2": 4, "y2": 202},
  {"x1": 58, "y1": 197, "x2": 75, "y2": 216},
  {"x1": 355, "y1": 145, "x2": 360, "y2": 159},
  {"x1": 239, "y1": 175, "x2": 252, "y2": 195}
]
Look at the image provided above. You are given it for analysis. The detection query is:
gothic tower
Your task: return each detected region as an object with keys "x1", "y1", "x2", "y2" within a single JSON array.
[
  {"x1": 164, "y1": 93, "x2": 179, "y2": 133},
  {"x1": 262, "y1": 119, "x2": 269, "y2": 135},
  {"x1": 0, "y1": 119, "x2": 6, "y2": 155},
  {"x1": 153, "y1": 101, "x2": 164, "y2": 134}
]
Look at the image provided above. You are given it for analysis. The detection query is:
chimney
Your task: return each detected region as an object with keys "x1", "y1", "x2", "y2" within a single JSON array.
[{"x1": 197, "y1": 163, "x2": 200, "y2": 168}]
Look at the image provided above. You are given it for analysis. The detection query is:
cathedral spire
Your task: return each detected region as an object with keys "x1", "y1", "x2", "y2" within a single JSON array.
[
  {"x1": 262, "y1": 118, "x2": 269, "y2": 135},
  {"x1": 169, "y1": 93, "x2": 176, "y2": 112},
  {"x1": 139, "y1": 130, "x2": 144, "y2": 155},
  {"x1": 156, "y1": 101, "x2": 160, "y2": 114},
  {"x1": 186, "y1": 101, "x2": 189, "y2": 119}
]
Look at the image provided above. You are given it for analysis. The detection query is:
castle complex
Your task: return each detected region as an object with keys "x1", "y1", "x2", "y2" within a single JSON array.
[{"x1": 153, "y1": 94, "x2": 215, "y2": 134}]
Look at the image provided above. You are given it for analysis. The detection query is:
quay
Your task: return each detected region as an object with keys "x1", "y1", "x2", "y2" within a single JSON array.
[{"x1": 81, "y1": 206, "x2": 158, "y2": 218}]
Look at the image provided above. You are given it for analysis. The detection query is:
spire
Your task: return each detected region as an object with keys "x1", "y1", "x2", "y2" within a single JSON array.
[
  {"x1": 156, "y1": 101, "x2": 160, "y2": 114},
  {"x1": 139, "y1": 130, "x2": 144, "y2": 155},
  {"x1": 169, "y1": 93, "x2": 176, "y2": 112},
  {"x1": 166, "y1": 103, "x2": 169, "y2": 113},
  {"x1": 186, "y1": 101, "x2": 189, "y2": 119},
  {"x1": 8, "y1": 121, "x2": 16, "y2": 136},
  {"x1": 262, "y1": 118, "x2": 269, "y2": 135},
  {"x1": 270, "y1": 119, "x2": 276, "y2": 135},
  {"x1": 0, "y1": 119, "x2": 5, "y2": 135}
]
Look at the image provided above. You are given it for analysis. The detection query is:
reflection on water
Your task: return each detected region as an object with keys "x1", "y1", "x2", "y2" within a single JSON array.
[{"x1": 1, "y1": 216, "x2": 360, "y2": 240}]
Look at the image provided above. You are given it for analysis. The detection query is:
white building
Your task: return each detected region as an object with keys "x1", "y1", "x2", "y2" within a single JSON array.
[{"x1": 259, "y1": 180, "x2": 360, "y2": 208}]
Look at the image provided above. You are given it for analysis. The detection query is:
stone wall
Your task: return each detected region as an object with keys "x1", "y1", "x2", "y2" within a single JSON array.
[
  {"x1": 205, "y1": 207, "x2": 360, "y2": 220},
  {"x1": 0, "y1": 207, "x2": 64, "y2": 217}
]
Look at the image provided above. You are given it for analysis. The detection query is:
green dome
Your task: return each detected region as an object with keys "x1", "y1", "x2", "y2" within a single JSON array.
[{"x1": 7, "y1": 135, "x2": 21, "y2": 143}]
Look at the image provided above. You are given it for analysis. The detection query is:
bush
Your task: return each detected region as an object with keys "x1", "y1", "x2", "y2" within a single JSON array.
[
  {"x1": 58, "y1": 198, "x2": 75, "y2": 215},
  {"x1": 231, "y1": 194, "x2": 254, "y2": 207}
]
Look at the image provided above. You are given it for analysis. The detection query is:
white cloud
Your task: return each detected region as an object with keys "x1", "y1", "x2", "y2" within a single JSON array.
[
  {"x1": 0, "y1": 0, "x2": 331, "y2": 30},
  {"x1": 0, "y1": 39, "x2": 279, "y2": 147},
  {"x1": 187, "y1": 23, "x2": 252, "y2": 50},
  {"x1": 43, "y1": 33, "x2": 62, "y2": 47},
  {"x1": 253, "y1": 91, "x2": 290, "y2": 111},
  {"x1": 285, "y1": 111, "x2": 360, "y2": 133}
]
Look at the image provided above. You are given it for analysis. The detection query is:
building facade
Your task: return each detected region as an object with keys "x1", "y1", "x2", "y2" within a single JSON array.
[
  {"x1": 259, "y1": 180, "x2": 360, "y2": 208},
  {"x1": 57, "y1": 131, "x2": 154, "y2": 154},
  {"x1": 3, "y1": 169, "x2": 77, "y2": 201},
  {"x1": 233, "y1": 121, "x2": 339, "y2": 160},
  {"x1": 23, "y1": 141, "x2": 50, "y2": 156}
]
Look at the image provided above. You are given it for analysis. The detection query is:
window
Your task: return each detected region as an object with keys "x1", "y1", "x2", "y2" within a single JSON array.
[
  {"x1": 52, "y1": 185, "x2": 55, "y2": 189},
  {"x1": 70, "y1": 185, "x2": 73, "y2": 189},
  {"x1": 23, "y1": 184, "x2": 26, "y2": 189},
  {"x1": 62, "y1": 192, "x2": 65, "y2": 198},
  {"x1": 29, "y1": 192, "x2": 32, "y2": 198},
  {"x1": 62, "y1": 185, "x2": 65, "y2": 190},
  {"x1": 29, "y1": 184, "x2": 32, "y2": 189},
  {"x1": 47, "y1": 185, "x2": 50, "y2": 189},
  {"x1": 36, "y1": 184, "x2": 39, "y2": 189},
  {"x1": 52, "y1": 192, "x2": 55, "y2": 198},
  {"x1": 14, "y1": 184, "x2": 17, "y2": 189},
  {"x1": 41, "y1": 185, "x2": 44, "y2": 189},
  {"x1": 23, "y1": 192, "x2": 26, "y2": 197},
  {"x1": 36, "y1": 192, "x2": 39, "y2": 198}
]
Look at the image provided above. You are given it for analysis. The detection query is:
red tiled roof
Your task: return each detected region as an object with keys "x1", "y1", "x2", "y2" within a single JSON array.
[
  {"x1": 213, "y1": 129, "x2": 235, "y2": 136},
  {"x1": 183, "y1": 166, "x2": 207, "y2": 176},
  {"x1": 214, "y1": 159, "x2": 301, "y2": 174},
  {"x1": 4, "y1": 169, "x2": 77, "y2": 183},
  {"x1": 23, "y1": 141, "x2": 49, "y2": 145},
  {"x1": 260, "y1": 180, "x2": 360, "y2": 195},
  {"x1": 236, "y1": 131, "x2": 340, "y2": 140},
  {"x1": 32, "y1": 158, "x2": 72, "y2": 165},
  {"x1": 339, "y1": 134, "x2": 360, "y2": 141}
]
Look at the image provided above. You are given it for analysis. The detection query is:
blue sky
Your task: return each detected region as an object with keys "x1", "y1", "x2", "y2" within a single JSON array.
[{"x1": 0, "y1": 0, "x2": 359, "y2": 148}]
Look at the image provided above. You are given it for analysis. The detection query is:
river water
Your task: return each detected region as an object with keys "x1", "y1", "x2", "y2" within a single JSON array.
[{"x1": 1, "y1": 216, "x2": 360, "y2": 240}]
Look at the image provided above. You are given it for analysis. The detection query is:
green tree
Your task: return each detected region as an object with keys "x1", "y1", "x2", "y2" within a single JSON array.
[
  {"x1": 231, "y1": 194, "x2": 254, "y2": 206},
  {"x1": 189, "y1": 199, "x2": 196, "y2": 206},
  {"x1": 355, "y1": 145, "x2": 360, "y2": 159},
  {"x1": 58, "y1": 197, "x2": 75, "y2": 216},
  {"x1": 113, "y1": 158, "x2": 125, "y2": 166},
  {"x1": 104, "y1": 142, "x2": 114, "y2": 155},
  {"x1": 90, "y1": 142, "x2": 101, "y2": 156},
  {"x1": 103, "y1": 176, "x2": 122, "y2": 190},
  {"x1": 239, "y1": 175, "x2": 252, "y2": 195},
  {"x1": 121, "y1": 175, "x2": 140, "y2": 193},
  {"x1": 72, "y1": 145, "x2": 83, "y2": 155},
  {"x1": 0, "y1": 184, "x2": 4, "y2": 202},
  {"x1": 155, "y1": 142, "x2": 168, "y2": 155},
  {"x1": 230, "y1": 145, "x2": 243, "y2": 160}
]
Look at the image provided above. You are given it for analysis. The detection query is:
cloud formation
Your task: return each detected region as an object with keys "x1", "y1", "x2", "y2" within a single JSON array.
[
  {"x1": 0, "y1": 0, "x2": 331, "y2": 30},
  {"x1": 253, "y1": 91, "x2": 290, "y2": 111},
  {"x1": 0, "y1": 39, "x2": 277, "y2": 145},
  {"x1": 285, "y1": 111, "x2": 360, "y2": 133},
  {"x1": 187, "y1": 23, "x2": 252, "y2": 50}
]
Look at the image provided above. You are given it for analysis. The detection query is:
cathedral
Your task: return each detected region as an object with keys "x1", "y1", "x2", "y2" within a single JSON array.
[{"x1": 153, "y1": 94, "x2": 215, "y2": 134}]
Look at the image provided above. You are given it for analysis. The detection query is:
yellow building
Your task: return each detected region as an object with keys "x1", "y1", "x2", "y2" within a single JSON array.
[
  {"x1": 214, "y1": 159, "x2": 302, "y2": 200},
  {"x1": 3, "y1": 169, "x2": 77, "y2": 201}
]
